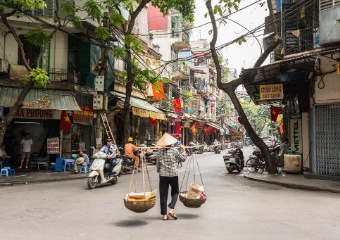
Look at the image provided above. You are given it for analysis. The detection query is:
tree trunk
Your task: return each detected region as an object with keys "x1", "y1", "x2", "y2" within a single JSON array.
[
  {"x1": 123, "y1": 50, "x2": 134, "y2": 145},
  {"x1": 205, "y1": 0, "x2": 282, "y2": 173},
  {"x1": 0, "y1": 80, "x2": 35, "y2": 146}
]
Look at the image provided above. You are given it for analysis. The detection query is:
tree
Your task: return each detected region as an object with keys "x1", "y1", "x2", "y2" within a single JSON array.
[
  {"x1": 206, "y1": 0, "x2": 282, "y2": 173},
  {"x1": 107, "y1": 0, "x2": 195, "y2": 143},
  {"x1": 0, "y1": 0, "x2": 61, "y2": 145}
]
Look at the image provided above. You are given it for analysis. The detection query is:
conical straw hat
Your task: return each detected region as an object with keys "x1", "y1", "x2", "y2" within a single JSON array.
[{"x1": 156, "y1": 133, "x2": 178, "y2": 147}]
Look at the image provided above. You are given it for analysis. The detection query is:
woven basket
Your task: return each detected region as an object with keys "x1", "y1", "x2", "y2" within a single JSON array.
[
  {"x1": 124, "y1": 196, "x2": 156, "y2": 213},
  {"x1": 179, "y1": 191, "x2": 207, "y2": 208}
]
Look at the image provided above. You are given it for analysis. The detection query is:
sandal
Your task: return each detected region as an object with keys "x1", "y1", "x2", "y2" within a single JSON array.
[
  {"x1": 168, "y1": 211, "x2": 178, "y2": 220},
  {"x1": 162, "y1": 215, "x2": 169, "y2": 220}
]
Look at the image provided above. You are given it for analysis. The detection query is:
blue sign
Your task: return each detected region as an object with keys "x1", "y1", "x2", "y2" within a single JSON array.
[{"x1": 0, "y1": 107, "x2": 3, "y2": 117}]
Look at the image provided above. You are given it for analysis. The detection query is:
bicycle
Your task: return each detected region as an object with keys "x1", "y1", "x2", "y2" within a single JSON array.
[{"x1": 245, "y1": 157, "x2": 266, "y2": 173}]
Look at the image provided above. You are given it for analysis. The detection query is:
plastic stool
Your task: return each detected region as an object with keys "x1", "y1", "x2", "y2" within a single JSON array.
[
  {"x1": 79, "y1": 165, "x2": 88, "y2": 174},
  {"x1": 1, "y1": 168, "x2": 9, "y2": 177}
]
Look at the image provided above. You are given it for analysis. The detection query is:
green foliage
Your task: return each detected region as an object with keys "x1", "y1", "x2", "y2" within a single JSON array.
[
  {"x1": 25, "y1": 27, "x2": 48, "y2": 48},
  {"x1": 152, "y1": 0, "x2": 195, "y2": 22},
  {"x1": 236, "y1": 37, "x2": 246, "y2": 45},
  {"x1": 113, "y1": 46, "x2": 128, "y2": 60},
  {"x1": 125, "y1": 35, "x2": 143, "y2": 53},
  {"x1": 83, "y1": 0, "x2": 103, "y2": 23},
  {"x1": 95, "y1": 26, "x2": 111, "y2": 40},
  {"x1": 60, "y1": 2, "x2": 82, "y2": 28},
  {"x1": 0, "y1": 0, "x2": 46, "y2": 11},
  {"x1": 182, "y1": 90, "x2": 193, "y2": 99},
  {"x1": 24, "y1": 68, "x2": 50, "y2": 87}
]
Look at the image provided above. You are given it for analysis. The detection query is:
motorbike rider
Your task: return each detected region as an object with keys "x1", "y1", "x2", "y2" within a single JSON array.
[
  {"x1": 124, "y1": 137, "x2": 140, "y2": 170},
  {"x1": 98, "y1": 138, "x2": 118, "y2": 169}
]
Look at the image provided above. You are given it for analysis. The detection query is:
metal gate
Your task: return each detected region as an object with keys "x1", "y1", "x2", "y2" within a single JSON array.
[{"x1": 311, "y1": 104, "x2": 340, "y2": 176}]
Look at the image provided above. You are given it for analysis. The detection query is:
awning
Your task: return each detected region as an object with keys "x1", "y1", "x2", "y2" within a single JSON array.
[
  {"x1": 0, "y1": 87, "x2": 81, "y2": 111},
  {"x1": 206, "y1": 122, "x2": 223, "y2": 131},
  {"x1": 190, "y1": 68, "x2": 207, "y2": 74},
  {"x1": 111, "y1": 91, "x2": 166, "y2": 120}
]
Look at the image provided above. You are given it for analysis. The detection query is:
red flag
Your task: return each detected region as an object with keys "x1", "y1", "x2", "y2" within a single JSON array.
[
  {"x1": 175, "y1": 122, "x2": 182, "y2": 135},
  {"x1": 149, "y1": 117, "x2": 157, "y2": 126},
  {"x1": 173, "y1": 99, "x2": 182, "y2": 112},
  {"x1": 60, "y1": 111, "x2": 72, "y2": 131},
  {"x1": 190, "y1": 123, "x2": 196, "y2": 135},
  {"x1": 152, "y1": 82, "x2": 165, "y2": 99},
  {"x1": 270, "y1": 106, "x2": 282, "y2": 122}
]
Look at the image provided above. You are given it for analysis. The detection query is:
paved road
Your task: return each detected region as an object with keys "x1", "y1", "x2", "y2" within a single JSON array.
[{"x1": 1, "y1": 147, "x2": 340, "y2": 240}]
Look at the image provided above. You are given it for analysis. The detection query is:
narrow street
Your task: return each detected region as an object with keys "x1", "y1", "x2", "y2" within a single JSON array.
[{"x1": 1, "y1": 146, "x2": 340, "y2": 240}]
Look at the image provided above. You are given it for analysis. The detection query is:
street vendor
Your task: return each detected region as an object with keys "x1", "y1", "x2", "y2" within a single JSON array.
[{"x1": 156, "y1": 133, "x2": 187, "y2": 220}]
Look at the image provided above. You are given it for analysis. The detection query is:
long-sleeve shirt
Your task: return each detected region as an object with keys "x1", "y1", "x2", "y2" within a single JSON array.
[{"x1": 157, "y1": 148, "x2": 187, "y2": 177}]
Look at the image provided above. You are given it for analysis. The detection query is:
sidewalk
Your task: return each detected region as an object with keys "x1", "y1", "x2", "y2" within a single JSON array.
[
  {"x1": 244, "y1": 172, "x2": 340, "y2": 193},
  {"x1": 0, "y1": 170, "x2": 87, "y2": 186}
]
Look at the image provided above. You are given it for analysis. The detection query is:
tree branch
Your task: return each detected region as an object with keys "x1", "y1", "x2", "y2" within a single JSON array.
[{"x1": 127, "y1": 0, "x2": 151, "y2": 34}]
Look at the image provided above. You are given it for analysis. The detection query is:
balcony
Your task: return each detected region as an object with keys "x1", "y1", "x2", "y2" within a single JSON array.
[
  {"x1": 171, "y1": 31, "x2": 190, "y2": 51},
  {"x1": 171, "y1": 62, "x2": 189, "y2": 81},
  {"x1": 179, "y1": 85, "x2": 196, "y2": 94}
]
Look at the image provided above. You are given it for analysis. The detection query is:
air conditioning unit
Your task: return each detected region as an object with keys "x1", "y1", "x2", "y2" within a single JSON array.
[{"x1": 319, "y1": 3, "x2": 340, "y2": 46}]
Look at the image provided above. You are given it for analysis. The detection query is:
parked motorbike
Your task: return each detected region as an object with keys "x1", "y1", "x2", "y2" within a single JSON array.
[
  {"x1": 87, "y1": 152, "x2": 122, "y2": 189},
  {"x1": 214, "y1": 144, "x2": 221, "y2": 154},
  {"x1": 189, "y1": 142, "x2": 204, "y2": 154},
  {"x1": 223, "y1": 146, "x2": 244, "y2": 173}
]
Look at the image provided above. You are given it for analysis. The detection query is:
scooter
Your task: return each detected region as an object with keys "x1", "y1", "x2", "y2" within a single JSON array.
[
  {"x1": 223, "y1": 146, "x2": 244, "y2": 173},
  {"x1": 87, "y1": 152, "x2": 122, "y2": 189},
  {"x1": 214, "y1": 144, "x2": 221, "y2": 154}
]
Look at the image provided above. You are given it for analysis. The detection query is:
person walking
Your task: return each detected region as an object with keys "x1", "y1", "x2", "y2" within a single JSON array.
[
  {"x1": 19, "y1": 133, "x2": 33, "y2": 169},
  {"x1": 156, "y1": 133, "x2": 187, "y2": 221}
]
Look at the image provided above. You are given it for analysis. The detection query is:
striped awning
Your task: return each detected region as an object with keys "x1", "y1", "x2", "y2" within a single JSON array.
[
  {"x1": 0, "y1": 87, "x2": 81, "y2": 111},
  {"x1": 111, "y1": 91, "x2": 166, "y2": 120}
]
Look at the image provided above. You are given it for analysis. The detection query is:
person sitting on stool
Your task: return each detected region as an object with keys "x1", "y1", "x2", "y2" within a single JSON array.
[
  {"x1": 72, "y1": 148, "x2": 89, "y2": 174},
  {"x1": 0, "y1": 144, "x2": 11, "y2": 167}
]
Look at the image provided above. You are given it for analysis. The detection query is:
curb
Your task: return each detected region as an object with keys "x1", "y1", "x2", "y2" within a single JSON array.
[
  {"x1": 0, "y1": 175, "x2": 87, "y2": 186},
  {"x1": 244, "y1": 174, "x2": 340, "y2": 194}
]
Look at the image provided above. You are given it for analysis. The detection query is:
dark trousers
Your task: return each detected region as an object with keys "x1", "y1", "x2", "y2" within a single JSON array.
[{"x1": 159, "y1": 176, "x2": 179, "y2": 215}]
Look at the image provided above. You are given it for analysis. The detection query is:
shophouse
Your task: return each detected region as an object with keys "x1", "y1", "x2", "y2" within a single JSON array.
[{"x1": 242, "y1": 0, "x2": 340, "y2": 176}]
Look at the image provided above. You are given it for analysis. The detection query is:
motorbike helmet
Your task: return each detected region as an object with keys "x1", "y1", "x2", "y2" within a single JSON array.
[{"x1": 128, "y1": 137, "x2": 133, "y2": 142}]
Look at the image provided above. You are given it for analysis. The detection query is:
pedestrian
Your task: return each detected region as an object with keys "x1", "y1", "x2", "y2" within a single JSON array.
[
  {"x1": 19, "y1": 133, "x2": 33, "y2": 169},
  {"x1": 156, "y1": 133, "x2": 187, "y2": 220}
]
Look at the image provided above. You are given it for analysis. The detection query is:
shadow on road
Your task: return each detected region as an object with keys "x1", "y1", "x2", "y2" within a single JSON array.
[
  {"x1": 176, "y1": 213, "x2": 200, "y2": 219},
  {"x1": 114, "y1": 220, "x2": 148, "y2": 227}
]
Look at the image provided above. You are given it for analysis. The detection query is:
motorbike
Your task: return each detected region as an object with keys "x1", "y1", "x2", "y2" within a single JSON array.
[
  {"x1": 214, "y1": 144, "x2": 221, "y2": 154},
  {"x1": 223, "y1": 146, "x2": 244, "y2": 173},
  {"x1": 139, "y1": 144, "x2": 158, "y2": 165},
  {"x1": 189, "y1": 142, "x2": 204, "y2": 154},
  {"x1": 87, "y1": 152, "x2": 122, "y2": 189}
]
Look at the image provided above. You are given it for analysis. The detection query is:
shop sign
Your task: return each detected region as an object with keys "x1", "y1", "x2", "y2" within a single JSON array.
[
  {"x1": 132, "y1": 107, "x2": 166, "y2": 120},
  {"x1": 183, "y1": 122, "x2": 191, "y2": 128},
  {"x1": 15, "y1": 109, "x2": 61, "y2": 119},
  {"x1": 47, "y1": 137, "x2": 60, "y2": 154},
  {"x1": 290, "y1": 118, "x2": 302, "y2": 153},
  {"x1": 73, "y1": 116, "x2": 91, "y2": 125},
  {"x1": 259, "y1": 84, "x2": 283, "y2": 100},
  {"x1": 73, "y1": 106, "x2": 94, "y2": 118}
]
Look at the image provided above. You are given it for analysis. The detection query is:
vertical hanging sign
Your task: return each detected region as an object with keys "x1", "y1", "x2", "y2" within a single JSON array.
[{"x1": 289, "y1": 118, "x2": 302, "y2": 153}]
